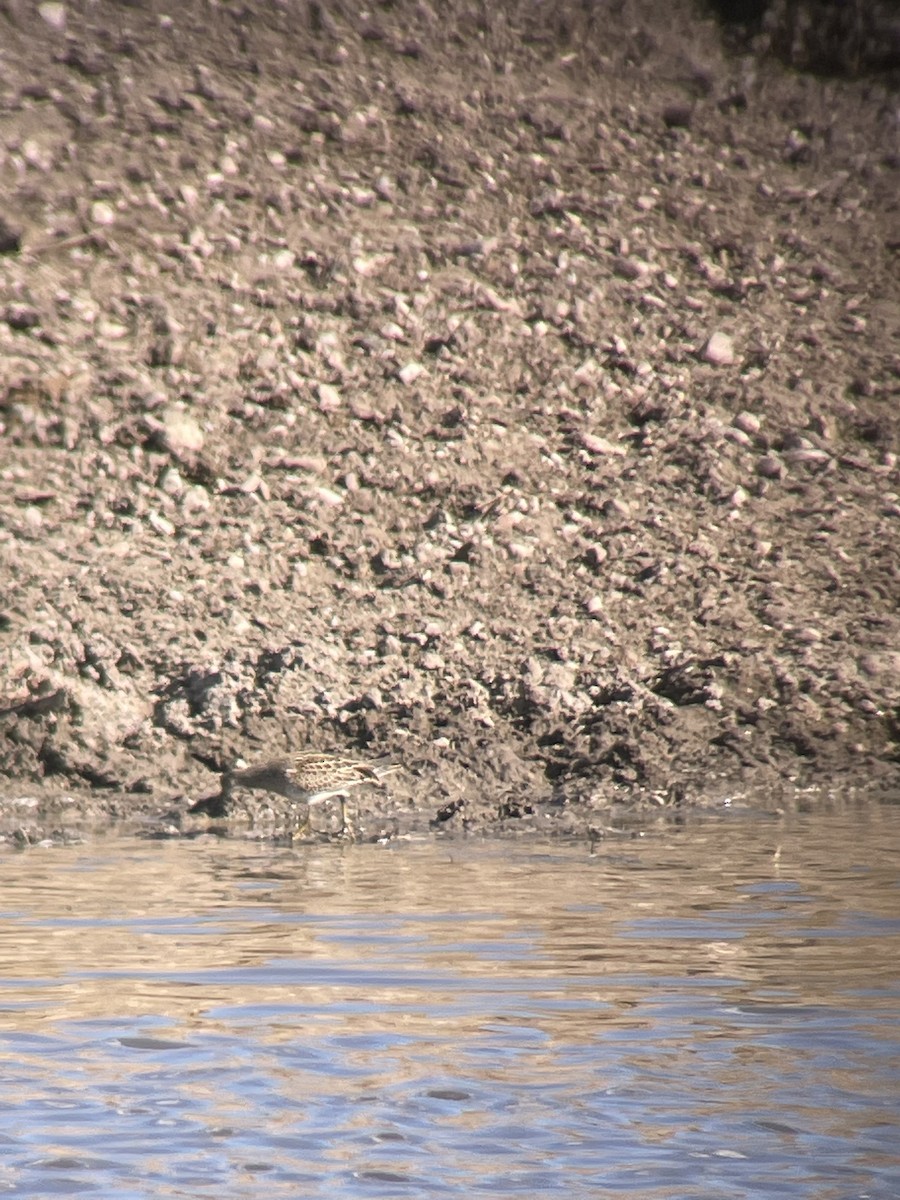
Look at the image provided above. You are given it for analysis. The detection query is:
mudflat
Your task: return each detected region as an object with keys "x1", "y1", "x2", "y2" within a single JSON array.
[{"x1": 1, "y1": 0, "x2": 897, "y2": 843}]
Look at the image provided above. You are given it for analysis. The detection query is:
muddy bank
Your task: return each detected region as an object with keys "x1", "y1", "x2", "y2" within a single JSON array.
[{"x1": 1, "y1": 0, "x2": 897, "y2": 844}]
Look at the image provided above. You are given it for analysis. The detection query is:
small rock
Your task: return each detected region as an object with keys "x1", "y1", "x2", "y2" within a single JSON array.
[
  {"x1": 98, "y1": 320, "x2": 129, "y2": 340},
  {"x1": 734, "y1": 411, "x2": 761, "y2": 435},
  {"x1": 239, "y1": 472, "x2": 264, "y2": 495},
  {"x1": 397, "y1": 362, "x2": 425, "y2": 385},
  {"x1": 726, "y1": 427, "x2": 753, "y2": 448},
  {"x1": 579, "y1": 432, "x2": 625, "y2": 456},
  {"x1": 784, "y1": 447, "x2": 831, "y2": 467},
  {"x1": 159, "y1": 467, "x2": 184, "y2": 497},
  {"x1": 476, "y1": 284, "x2": 520, "y2": 314},
  {"x1": 91, "y1": 200, "x2": 116, "y2": 227},
  {"x1": 756, "y1": 454, "x2": 783, "y2": 479},
  {"x1": 703, "y1": 332, "x2": 735, "y2": 366},
  {"x1": 162, "y1": 406, "x2": 204, "y2": 454},
  {"x1": 38, "y1": 2, "x2": 66, "y2": 31},
  {"x1": 613, "y1": 257, "x2": 651, "y2": 281},
  {"x1": 312, "y1": 486, "x2": 343, "y2": 507},
  {"x1": 182, "y1": 486, "x2": 211, "y2": 514},
  {"x1": 22, "y1": 139, "x2": 53, "y2": 171},
  {"x1": 349, "y1": 398, "x2": 383, "y2": 422},
  {"x1": 317, "y1": 383, "x2": 342, "y2": 411},
  {"x1": 148, "y1": 511, "x2": 175, "y2": 536},
  {"x1": 794, "y1": 627, "x2": 822, "y2": 644},
  {"x1": 228, "y1": 609, "x2": 252, "y2": 635},
  {"x1": 353, "y1": 254, "x2": 390, "y2": 277}
]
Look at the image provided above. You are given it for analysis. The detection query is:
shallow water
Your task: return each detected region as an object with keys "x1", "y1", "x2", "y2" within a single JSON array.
[{"x1": 1, "y1": 804, "x2": 899, "y2": 1198}]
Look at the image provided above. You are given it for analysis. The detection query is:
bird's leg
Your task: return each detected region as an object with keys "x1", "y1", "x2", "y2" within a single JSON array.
[
  {"x1": 338, "y1": 792, "x2": 359, "y2": 840},
  {"x1": 294, "y1": 802, "x2": 312, "y2": 838},
  {"x1": 242, "y1": 792, "x2": 255, "y2": 829}
]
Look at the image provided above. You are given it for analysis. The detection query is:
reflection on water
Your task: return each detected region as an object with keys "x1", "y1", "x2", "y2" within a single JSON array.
[{"x1": 1, "y1": 805, "x2": 899, "y2": 1198}]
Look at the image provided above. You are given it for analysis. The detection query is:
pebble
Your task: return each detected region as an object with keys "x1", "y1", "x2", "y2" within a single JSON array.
[
  {"x1": 22, "y1": 140, "x2": 54, "y2": 171},
  {"x1": 734, "y1": 411, "x2": 761, "y2": 435},
  {"x1": 703, "y1": 332, "x2": 735, "y2": 366},
  {"x1": 317, "y1": 383, "x2": 342, "y2": 411},
  {"x1": 162, "y1": 407, "x2": 204, "y2": 454},
  {"x1": 312, "y1": 486, "x2": 343, "y2": 507},
  {"x1": 726, "y1": 427, "x2": 753, "y2": 448},
  {"x1": 97, "y1": 320, "x2": 129, "y2": 340},
  {"x1": 784, "y1": 448, "x2": 831, "y2": 466},
  {"x1": 794, "y1": 627, "x2": 822, "y2": 644},
  {"x1": 579, "y1": 432, "x2": 625, "y2": 456},
  {"x1": 38, "y1": 2, "x2": 66, "y2": 31},
  {"x1": 91, "y1": 201, "x2": 117, "y2": 227},
  {"x1": 397, "y1": 362, "x2": 425, "y2": 385},
  {"x1": 148, "y1": 511, "x2": 175, "y2": 537},
  {"x1": 613, "y1": 257, "x2": 651, "y2": 281},
  {"x1": 182, "y1": 486, "x2": 211, "y2": 514},
  {"x1": 756, "y1": 455, "x2": 784, "y2": 479},
  {"x1": 159, "y1": 467, "x2": 184, "y2": 497}
]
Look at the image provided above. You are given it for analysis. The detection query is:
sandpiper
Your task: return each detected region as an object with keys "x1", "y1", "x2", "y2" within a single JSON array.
[{"x1": 191, "y1": 750, "x2": 399, "y2": 835}]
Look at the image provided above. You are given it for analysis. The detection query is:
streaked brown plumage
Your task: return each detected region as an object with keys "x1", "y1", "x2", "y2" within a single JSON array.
[
  {"x1": 225, "y1": 751, "x2": 398, "y2": 804},
  {"x1": 190, "y1": 750, "x2": 399, "y2": 832}
]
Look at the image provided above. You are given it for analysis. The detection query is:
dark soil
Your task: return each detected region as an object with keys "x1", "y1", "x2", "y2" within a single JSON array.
[{"x1": 1, "y1": 0, "x2": 898, "y2": 845}]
